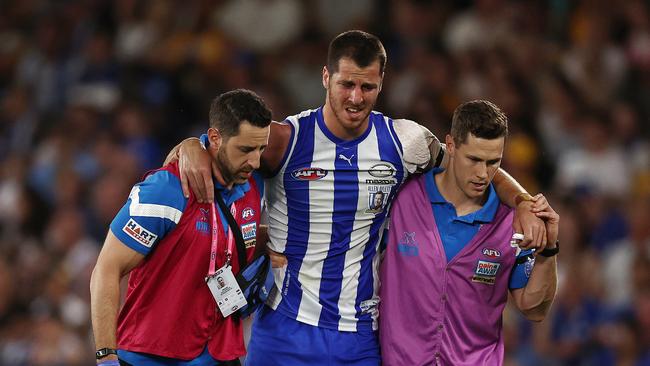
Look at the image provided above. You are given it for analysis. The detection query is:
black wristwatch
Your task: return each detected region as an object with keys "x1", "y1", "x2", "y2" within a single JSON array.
[
  {"x1": 538, "y1": 241, "x2": 560, "y2": 257},
  {"x1": 95, "y1": 348, "x2": 118, "y2": 360}
]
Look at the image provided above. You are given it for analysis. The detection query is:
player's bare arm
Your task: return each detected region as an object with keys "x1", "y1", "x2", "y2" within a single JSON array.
[
  {"x1": 90, "y1": 231, "x2": 145, "y2": 363},
  {"x1": 164, "y1": 137, "x2": 214, "y2": 203},
  {"x1": 259, "y1": 121, "x2": 291, "y2": 177},
  {"x1": 163, "y1": 141, "x2": 182, "y2": 166},
  {"x1": 171, "y1": 121, "x2": 290, "y2": 203},
  {"x1": 511, "y1": 195, "x2": 559, "y2": 322},
  {"x1": 492, "y1": 171, "x2": 548, "y2": 249}
]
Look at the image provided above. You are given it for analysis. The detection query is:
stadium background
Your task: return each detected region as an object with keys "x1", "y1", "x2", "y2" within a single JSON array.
[{"x1": 0, "y1": 0, "x2": 649, "y2": 364}]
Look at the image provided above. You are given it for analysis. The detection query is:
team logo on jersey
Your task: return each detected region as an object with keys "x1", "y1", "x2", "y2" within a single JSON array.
[
  {"x1": 368, "y1": 163, "x2": 396, "y2": 178},
  {"x1": 241, "y1": 222, "x2": 257, "y2": 248},
  {"x1": 199, "y1": 208, "x2": 209, "y2": 220},
  {"x1": 472, "y1": 260, "x2": 501, "y2": 285},
  {"x1": 195, "y1": 221, "x2": 210, "y2": 234},
  {"x1": 122, "y1": 218, "x2": 158, "y2": 247},
  {"x1": 482, "y1": 248, "x2": 501, "y2": 258},
  {"x1": 241, "y1": 207, "x2": 255, "y2": 221},
  {"x1": 291, "y1": 167, "x2": 328, "y2": 180},
  {"x1": 195, "y1": 208, "x2": 210, "y2": 235},
  {"x1": 366, "y1": 186, "x2": 390, "y2": 213},
  {"x1": 397, "y1": 231, "x2": 419, "y2": 257}
]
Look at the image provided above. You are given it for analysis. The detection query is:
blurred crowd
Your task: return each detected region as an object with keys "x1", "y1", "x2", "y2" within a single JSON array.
[{"x1": 0, "y1": 0, "x2": 649, "y2": 365}]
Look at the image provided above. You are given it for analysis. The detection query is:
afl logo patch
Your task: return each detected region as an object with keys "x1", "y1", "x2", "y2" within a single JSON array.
[
  {"x1": 482, "y1": 248, "x2": 501, "y2": 258},
  {"x1": 242, "y1": 207, "x2": 255, "y2": 220},
  {"x1": 292, "y1": 167, "x2": 328, "y2": 180},
  {"x1": 368, "y1": 163, "x2": 396, "y2": 178}
]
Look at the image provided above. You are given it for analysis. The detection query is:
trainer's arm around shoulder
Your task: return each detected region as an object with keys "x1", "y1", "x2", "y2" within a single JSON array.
[
  {"x1": 493, "y1": 170, "x2": 550, "y2": 249},
  {"x1": 90, "y1": 231, "x2": 145, "y2": 362},
  {"x1": 511, "y1": 199, "x2": 559, "y2": 322}
]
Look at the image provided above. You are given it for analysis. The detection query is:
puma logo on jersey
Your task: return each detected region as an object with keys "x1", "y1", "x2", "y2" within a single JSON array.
[{"x1": 338, "y1": 154, "x2": 354, "y2": 165}]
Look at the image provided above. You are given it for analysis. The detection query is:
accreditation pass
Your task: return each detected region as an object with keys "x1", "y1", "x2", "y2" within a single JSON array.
[{"x1": 206, "y1": 266, "x2": 247, "y2": 317}]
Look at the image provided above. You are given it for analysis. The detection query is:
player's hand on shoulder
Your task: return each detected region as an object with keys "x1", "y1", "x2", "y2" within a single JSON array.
[
  {"x1": 530, "y1": 193, "x2": 560, "y2": 247},
  {"x1": 513, "y1": 198, "x2": 547, "y2": 251},
  {"x1": 179, "y1": 137, "x2": 214, "y2": 203}
]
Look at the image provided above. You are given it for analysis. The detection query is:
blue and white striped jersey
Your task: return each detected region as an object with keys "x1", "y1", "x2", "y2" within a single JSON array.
[{"x1": 265, "y1": 107, "x2": 439, "y2": 331}]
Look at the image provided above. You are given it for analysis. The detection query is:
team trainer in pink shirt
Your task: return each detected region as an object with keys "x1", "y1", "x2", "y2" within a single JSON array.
[{"x1": 380, "y1": 100, "x2": 560, "y2": 366}]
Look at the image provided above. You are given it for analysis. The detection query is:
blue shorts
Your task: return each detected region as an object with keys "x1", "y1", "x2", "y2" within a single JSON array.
[
  {"x1": 118, "y1": 346, "x2": 235, "y2": 365},
  {"x1": 245, "y1": 306, "x2": 380, "y2": 366}
]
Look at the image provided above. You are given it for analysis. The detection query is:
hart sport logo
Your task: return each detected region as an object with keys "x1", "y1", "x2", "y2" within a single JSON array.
[
  {"x1": 291, "y1": 167, "x2": 328, "y2": 181},
  {"x1": 123, "y1": 219, "x2": 158, "y2": 247}
]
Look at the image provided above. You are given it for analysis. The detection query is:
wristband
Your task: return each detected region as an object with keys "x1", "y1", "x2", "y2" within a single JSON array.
[
  {"x1": 96, "y1": 348, "x2": 118, "y2": 360},
  {"x1": 515, "y1": 192, "x2": 534, "y2": 206},
  {"x1": 538, "y1": 241, "x2": 560, "y2": 257}
]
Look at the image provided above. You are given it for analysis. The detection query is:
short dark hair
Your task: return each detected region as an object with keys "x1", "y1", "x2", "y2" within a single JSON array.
[
  {"x1": 451, "y1": 100, "x2": 508, "y2": 145},
  {"x1": 209, "y1": 89, "x2": 272, "y2": 137},
  {"x1": 327, "y1": 30, "x2": 387, "y2": 75}
]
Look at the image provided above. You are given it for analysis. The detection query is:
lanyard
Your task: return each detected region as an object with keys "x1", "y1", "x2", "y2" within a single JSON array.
[{"x1": 208, "y1": 201, "x2": 236, "y2": 276}]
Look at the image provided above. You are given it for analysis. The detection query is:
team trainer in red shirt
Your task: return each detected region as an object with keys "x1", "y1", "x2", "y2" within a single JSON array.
[{"x1": 90, "y1": 89, "x2": 271, "y2": 365}]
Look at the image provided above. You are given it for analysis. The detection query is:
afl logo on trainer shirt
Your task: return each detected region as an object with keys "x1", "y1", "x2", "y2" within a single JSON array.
[
  {"x1": 292, "y1": 167, "x2": 328, "y2": 180},
  {"x1": 482, "y1": 248, "x2": 501, "y2": 258},
  {"x1": 242, "y1": 207, "x2": 255, "y2": 221}
]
